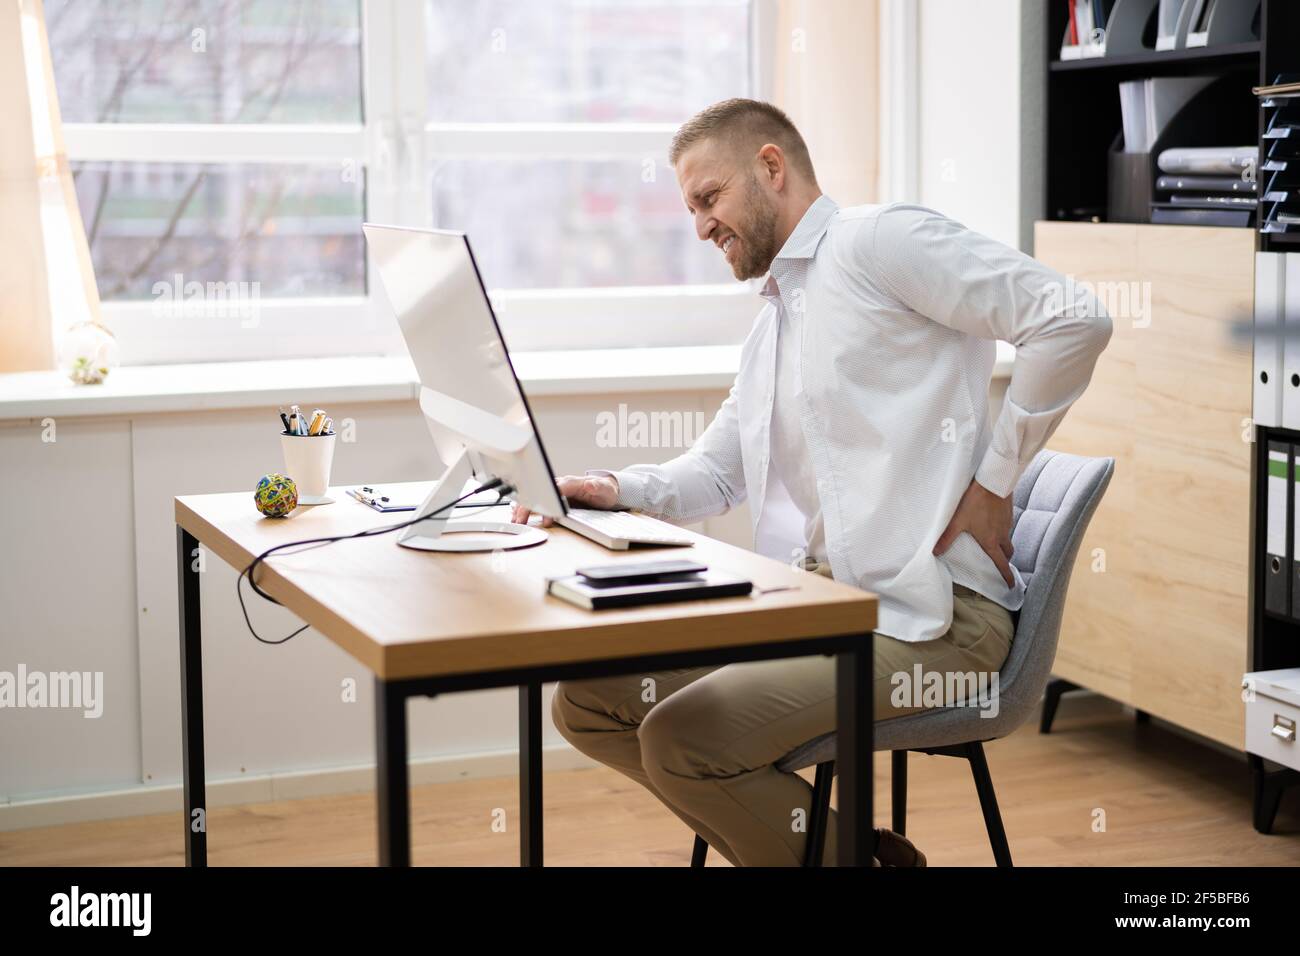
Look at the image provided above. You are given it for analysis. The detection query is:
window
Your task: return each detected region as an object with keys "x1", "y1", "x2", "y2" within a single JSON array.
[{"x1": 48, "y1": 0, "x2": 759, "y2": 364}]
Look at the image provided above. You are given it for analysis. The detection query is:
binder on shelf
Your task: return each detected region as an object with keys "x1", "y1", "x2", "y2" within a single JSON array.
[
  {"x1": 1293, "y1": 445, "x2": 1300, "y2": 619},
  {"x1": 1180, "y1": 0, "x2": 1259, "y2": 49},
  {"x1": 1255, "y1": 251, "x2": 1284, "y2": 428},
  {"x1": 1102, "y1": 0, "x2": 1159, "y2": 57},
  {"x1": 1285, "y1": 255, "x2": 1300, "y2": 431},
  {"x1": 1265, "y1": 441, "x2": 1288, "y2": 617}
]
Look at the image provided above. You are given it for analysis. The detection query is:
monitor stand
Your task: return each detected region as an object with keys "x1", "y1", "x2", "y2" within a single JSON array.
[{"x1": 397, "y1": 450, "x2": 547, "y2": 552}]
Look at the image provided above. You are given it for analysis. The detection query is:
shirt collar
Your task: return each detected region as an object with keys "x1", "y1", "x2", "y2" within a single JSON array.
[
  {"x1": 760, "y1": 194, "x2": 838, "y2": 300},
  {"x1": 775, "y1": 193, "x2": 838, "y2": 261}
]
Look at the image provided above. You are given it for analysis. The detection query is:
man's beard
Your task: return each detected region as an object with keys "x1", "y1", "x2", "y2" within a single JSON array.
[{"x1": 731, "y1": 175, "x2": 780, "y2": 280}]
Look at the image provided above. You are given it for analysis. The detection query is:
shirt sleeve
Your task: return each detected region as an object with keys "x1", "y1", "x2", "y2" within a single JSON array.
[
  {"x1": 866, "y1": 204, "x2": 1113, "y2": 498},
  {"x1": 586, "y1": 382, "x2": 748, "y2": 523}
]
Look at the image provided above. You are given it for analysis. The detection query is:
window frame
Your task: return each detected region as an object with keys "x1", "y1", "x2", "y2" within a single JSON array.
[{"x1": 58, "y1": 0, "x2": 763, "y2": 365}]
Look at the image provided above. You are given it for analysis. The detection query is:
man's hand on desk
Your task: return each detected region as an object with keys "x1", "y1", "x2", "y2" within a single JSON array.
[
  {"x1": 510, "y1": 473, "x2": 619, "y2": 527},
  {"x1": 933, "y1": 477, "x2": 1016, "y2": 588}
]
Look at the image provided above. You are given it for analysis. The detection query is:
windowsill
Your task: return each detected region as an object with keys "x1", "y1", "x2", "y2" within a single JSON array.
[{"x1": 0, "y1": 343, "x2": 1014, "y2": 422}]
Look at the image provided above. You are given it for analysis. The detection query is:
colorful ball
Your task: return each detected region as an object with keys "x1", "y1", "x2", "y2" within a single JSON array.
[{"x1": 254, "y1": 473, "x2": 298, "y2": 517}]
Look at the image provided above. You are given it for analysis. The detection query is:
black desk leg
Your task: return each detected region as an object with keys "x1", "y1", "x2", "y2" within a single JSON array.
[
  {"x1": 836, "y1": 642, "x2": 875, "y2": 867},
  {"x1": 519, "y1": 683, "x2": 544, "y2": 866},
  {"x1": 376, "y1": 679, "x2": 411, "y2": 866},
  {"x1": 177, "y1": 527, "x2": 207, "y2": 868}
]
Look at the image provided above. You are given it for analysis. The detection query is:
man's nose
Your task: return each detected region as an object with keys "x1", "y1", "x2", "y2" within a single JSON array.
[{"x1": 695, "y1": 213, "x2": 715, "y2": 242}]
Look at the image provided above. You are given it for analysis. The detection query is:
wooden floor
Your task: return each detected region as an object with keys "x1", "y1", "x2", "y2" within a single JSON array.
[{"x1": 4, "y1": 695, "x2": 1300, "y2": 866}]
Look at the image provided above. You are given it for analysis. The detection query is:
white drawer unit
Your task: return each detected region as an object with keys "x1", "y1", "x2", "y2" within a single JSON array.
[{"x1": 1244, "y1": 668, "x2": 1300, "y2": 772}]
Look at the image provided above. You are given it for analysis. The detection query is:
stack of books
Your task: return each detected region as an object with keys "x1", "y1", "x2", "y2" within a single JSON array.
[
  {"x1": 1150, "y1": 146, "x2": 1258, "y2": 226},
  {"x1": 547, "y1": 569, "x2": 752, "y2": 610}
]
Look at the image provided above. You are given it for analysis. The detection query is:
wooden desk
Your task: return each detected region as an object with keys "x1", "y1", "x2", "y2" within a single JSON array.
[{"x1": 174, "y1": 482, "x2": 878, "y2": 866}]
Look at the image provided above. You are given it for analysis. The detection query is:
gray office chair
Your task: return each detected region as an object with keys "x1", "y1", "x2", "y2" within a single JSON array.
[{"x1": 690, "y1": 449, "x2": 1115, "y2": 867}]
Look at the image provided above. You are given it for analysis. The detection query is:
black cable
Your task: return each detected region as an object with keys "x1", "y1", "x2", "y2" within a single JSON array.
[{"x1": 237, "y1": 479, "x2": 511, "y2": 645}]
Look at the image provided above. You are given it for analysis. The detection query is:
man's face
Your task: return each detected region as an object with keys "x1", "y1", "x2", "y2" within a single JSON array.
[{"x1": 676, "y1": 141, "x2": 780, "y2": 281}]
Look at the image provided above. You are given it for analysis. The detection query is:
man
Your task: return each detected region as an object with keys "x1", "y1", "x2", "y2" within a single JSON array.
[{"x1": 512, "y1": 98, "x2": 1111, "y2": 866}]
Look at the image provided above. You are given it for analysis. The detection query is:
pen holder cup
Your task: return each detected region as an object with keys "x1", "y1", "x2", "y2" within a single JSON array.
[{"x1": 281, "y1": 432, "x2": 336, "y2": 505}]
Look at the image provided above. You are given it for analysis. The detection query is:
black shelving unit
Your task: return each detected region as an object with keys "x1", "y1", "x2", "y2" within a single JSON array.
[
  {"x1": 1043, "y1": 0, "x2": 1300, "y2": 834},
  {"x1": 1247, "y1": 0, "x2": 1300, "y2": 836},
  {"x1": 1045, "y1": 2, "x2": 1265, "y2": 224},
  {"x1": 1256, "y1": 0, "x2": 1300, "y2": 253}
]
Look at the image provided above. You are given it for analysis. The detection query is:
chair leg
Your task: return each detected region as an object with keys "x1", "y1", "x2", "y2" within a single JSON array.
[
  {"x1": 966, "y1": 742, "x2": 1013, "y2": 867},
  {"x1": 804, "y1": 761, "x2": 835, "y2": 867},
  {"x1": 690, "y1": 760, "x2": 837, "y2": 867},
  {"x1": 690, "y1": 834, "x2": 709, "y2": 867},
  {"x1": 891, "y1": 750, "x2": 907, "y2": 835},
  {"x1": 1039, "y1": 677, "x2": 1080, "y2": 734}
]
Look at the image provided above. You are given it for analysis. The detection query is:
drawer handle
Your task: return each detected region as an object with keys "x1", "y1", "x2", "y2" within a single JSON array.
[{"x1": 1273, "y1": 715, "x2": 1296, "y2": 743}]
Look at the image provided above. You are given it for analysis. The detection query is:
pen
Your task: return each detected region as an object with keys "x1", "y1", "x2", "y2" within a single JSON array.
[
  {"x1": 279, "y1": 407, "x2": 291, "y2": 433},
  {"x1": 308, "y1": 409, "x2": 326, "y2": 435}
]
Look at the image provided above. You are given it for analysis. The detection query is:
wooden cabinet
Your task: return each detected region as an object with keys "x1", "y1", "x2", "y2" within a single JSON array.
[{"x1": 1034, "y1": 221, "x2": 1254, "y2": 749}]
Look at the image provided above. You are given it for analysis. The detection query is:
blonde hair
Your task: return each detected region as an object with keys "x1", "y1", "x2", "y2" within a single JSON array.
[{"x1": 669, "y1": 98, "x2": 818, "y2": 184}]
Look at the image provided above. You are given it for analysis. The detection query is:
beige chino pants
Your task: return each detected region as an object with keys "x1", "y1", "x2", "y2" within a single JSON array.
[{"x1": 551, "y1": 565, "x2": 1015, "y2": 866}]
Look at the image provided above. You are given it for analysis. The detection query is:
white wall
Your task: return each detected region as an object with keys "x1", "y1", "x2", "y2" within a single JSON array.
[
  {"x1": 912, "y1": 0, "x2": 1044, "y2": 252},
  {"x1": 0, "y1": 388, "x2": 746, "y2": 817}
]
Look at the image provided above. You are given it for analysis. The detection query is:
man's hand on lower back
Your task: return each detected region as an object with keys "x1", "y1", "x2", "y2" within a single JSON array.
[
  {"x1": 932, "y1": 477, "x2": 1015, "y2": 588},
  {"x1": 510, "y1": 473, "x2": 620, "y2": 527}
]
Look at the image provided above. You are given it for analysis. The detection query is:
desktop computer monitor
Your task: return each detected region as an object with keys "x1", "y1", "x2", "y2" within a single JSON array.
[{"x1": 363, "y1": 223, "x2": 567, "y2": 552}]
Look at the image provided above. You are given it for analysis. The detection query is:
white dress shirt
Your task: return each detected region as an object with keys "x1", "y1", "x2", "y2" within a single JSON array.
[
  {"x1": 600, "y1": 196, "x2": 1111, "y2": 642},
  {"x1": 769, "y1": 283, "x2": 828, "y2": 565}
]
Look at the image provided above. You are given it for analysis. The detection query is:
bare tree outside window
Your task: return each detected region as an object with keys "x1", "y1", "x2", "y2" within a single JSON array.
[
  {"x1": 47, "y1": 0, "x2": 753, "y2": 346},
  {"x1": 47, "y1": 0, "x2": 364, "y2": 301}
]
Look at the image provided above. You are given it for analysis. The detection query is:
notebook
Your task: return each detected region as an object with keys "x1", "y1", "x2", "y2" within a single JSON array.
[{"x1": 546, "y1": 570, "x2": 753, "y2": 610}]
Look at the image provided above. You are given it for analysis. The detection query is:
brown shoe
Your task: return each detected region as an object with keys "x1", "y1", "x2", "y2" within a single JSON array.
[{"x1": 872, "y1": 827, "x2": 927, "y2": 867}]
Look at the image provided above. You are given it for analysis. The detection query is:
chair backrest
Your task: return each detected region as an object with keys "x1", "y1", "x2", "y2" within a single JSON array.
[
  {"x1": 777, "y1": 449, "x2": 1115, "y2": 767},
  {"x1": 991, "y1": 449, "x2": 1115, "y2": 732}
]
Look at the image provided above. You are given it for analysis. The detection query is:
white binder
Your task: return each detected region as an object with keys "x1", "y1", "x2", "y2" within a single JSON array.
[
  {"x1": 1256, "y1": 252, "x2": 1285, "y2": 429},
  {"x1": 1285, "y1": 255, "x2": 1300, "y2": 431}
]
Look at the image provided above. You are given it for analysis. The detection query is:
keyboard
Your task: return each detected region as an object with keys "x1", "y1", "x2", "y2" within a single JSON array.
[{"x1": 558, "y1": 508, "x2": 695, "y2": 550}]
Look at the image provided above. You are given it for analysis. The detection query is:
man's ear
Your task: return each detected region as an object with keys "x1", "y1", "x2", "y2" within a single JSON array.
[{"x1": 757, "y1": 143, "x2": 786, "y2": 191}]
